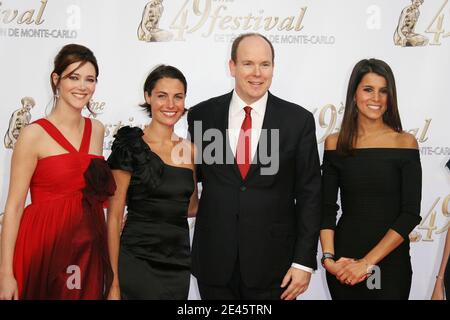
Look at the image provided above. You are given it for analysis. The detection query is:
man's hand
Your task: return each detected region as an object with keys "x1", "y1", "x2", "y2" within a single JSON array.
[{"x1": 280, "y1": 267, "x2": 311, "y2": 300}]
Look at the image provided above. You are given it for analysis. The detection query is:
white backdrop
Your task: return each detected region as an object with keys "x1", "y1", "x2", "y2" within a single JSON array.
[{"x1": 0, "y1": 0, "x2": 449, "y2": 300}]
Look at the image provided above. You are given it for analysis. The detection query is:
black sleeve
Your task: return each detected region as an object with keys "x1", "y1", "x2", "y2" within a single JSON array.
[
  {"x1": 391, "y1": 153, "x2": 422, "y2": 239},
  {"x1": 107, "y1": 127, "x2": 134, "y2": 173},
  {"x1": 320, "y1": 151, "x2": 341, "y2": 230},
  {"x1": 293, "y1": 112, "x2": 322, "y2": 269}
]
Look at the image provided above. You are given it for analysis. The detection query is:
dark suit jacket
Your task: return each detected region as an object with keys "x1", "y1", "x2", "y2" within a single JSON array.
[{"x1": 187, "y1": 91, "x2": 321, "y2": 288}]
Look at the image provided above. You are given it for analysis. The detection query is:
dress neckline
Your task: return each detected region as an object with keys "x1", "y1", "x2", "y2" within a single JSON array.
[
  {"x1": 139, "y1": 133, "x2": 193, "y2": 173},
  {"x1": 36, "y1": 117, "x2": 92, "y2": 154}
]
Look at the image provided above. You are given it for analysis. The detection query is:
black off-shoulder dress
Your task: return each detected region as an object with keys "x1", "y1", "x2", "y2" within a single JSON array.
[
  {"x1": 321, "y1": 148, "x2": 422, "y2": 299},
  {"x1": 108, "y1": 126, "x2": 194, "y2": 299}
]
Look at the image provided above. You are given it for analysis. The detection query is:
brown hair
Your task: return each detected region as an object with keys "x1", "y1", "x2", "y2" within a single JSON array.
[
  {"x1": 231, "y1": 33, "x2": 275, "y2": 64},
  {"x1": 51, "y1": 44, "x2": 99, "y2": 113},
  {"x1": 337, "y1": 58, "x2": 402, "y2": 155}
]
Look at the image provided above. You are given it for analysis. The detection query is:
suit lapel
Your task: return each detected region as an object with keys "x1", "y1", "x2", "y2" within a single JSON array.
[{"x1": 212, "y1": 92, "x2": 242, "y2": 181}]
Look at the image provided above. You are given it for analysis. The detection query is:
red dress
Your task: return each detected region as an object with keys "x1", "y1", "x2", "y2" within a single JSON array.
[{"x1": 13, "y1": 118, "x2": 115, "y2": 300}]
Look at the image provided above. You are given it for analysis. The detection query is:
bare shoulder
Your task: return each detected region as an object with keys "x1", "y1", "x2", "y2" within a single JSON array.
[
  {"x1": 17, "y1": 123, "x2": 43, "y2": 145},
  {"x1": 89, "y1": 118, "x2": 105, "y2": 142},
  {"x1": 89, "y1": 118, "x2": 105, "y2": 133},
  {"x1": 12, "y1": 123, "x2": 43, "y2": 156},
  {"x1": 324, "y1": 133, "x2": 339, "y2": 150},
  {"x1": 396, "y1": 132, "x2": 418, "y2": 149}
]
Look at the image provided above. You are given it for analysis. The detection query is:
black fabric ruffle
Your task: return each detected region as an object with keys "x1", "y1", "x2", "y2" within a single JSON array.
[
  {"x1": 81, "y1": 158, "x2": 116, "y2": 298},
  {"x1": 107, "y1": 126, "x2": 164, "y2": 192},
  {"x1": 83, "y1": 158, "x2": 116, "y2": 206}
]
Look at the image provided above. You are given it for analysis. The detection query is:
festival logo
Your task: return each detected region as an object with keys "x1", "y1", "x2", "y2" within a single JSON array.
[
  {"x1": 4, "y1": 97, "x2": 35, "y2": 149},
  {"x1": 137, "y1": 0, "x2": 335, "y2": 45},
  {"x1": 394, "y1": 0, "x2": 429, "y2": 46},
  {"x1": 417, "y1": 194, "x2": 450, "y2": 242},
  {"x1": 394, "y1": 0, "x2": 450, "y2": 46},
  {"x1": 137, "y1": 0, "x2": 173, "y2": 42},
  {"x1": 0, "y1": 0, "x2": 78, "y2": 39}
]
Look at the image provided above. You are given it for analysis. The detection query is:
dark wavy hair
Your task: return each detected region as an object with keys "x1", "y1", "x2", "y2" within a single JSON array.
[
  {"x1": 51, "y1": 44, "x2": 99, "y2": 113},
  {"x1": 140, "y1": 64, "x2": 187, "y2": 117},
  {"x1": 337, "y1": 58, "x2": 402, "y2": 155}
]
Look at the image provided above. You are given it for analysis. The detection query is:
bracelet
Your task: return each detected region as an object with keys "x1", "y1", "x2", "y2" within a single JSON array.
[
  {"x1": 436, "y1": 275, "x2": 444, "y2": 280},
  {"x1": 321, "y1": 252, "x2": 335, "y2": 267}
]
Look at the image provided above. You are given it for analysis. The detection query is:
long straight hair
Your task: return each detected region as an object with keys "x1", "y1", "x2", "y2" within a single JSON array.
[{"x1": 337, "y1": 58, "x2": 403, "y2": 155}]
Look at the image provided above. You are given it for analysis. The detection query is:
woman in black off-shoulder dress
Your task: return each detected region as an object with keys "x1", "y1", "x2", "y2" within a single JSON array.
[
  {"x1": 320, "y1": 59, "x2": 422, "y2": 300},
  {"x1": 106, "y1": 65, "x2": 198, "y2": 300}
]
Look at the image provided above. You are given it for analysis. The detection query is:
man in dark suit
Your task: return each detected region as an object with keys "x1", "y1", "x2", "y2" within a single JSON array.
[{"x1": 187, "y1": 33, "x2": 321, "y2": 300}]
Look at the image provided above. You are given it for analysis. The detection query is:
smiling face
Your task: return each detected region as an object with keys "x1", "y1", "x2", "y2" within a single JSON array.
[
  {"x1": 229, "y1": 35, "x2": 273, "y2": 105},
  {"x1": 354, "y1": 72, "x2": 389, "y2": 123},
  {"x1": 145, "y1": 77, "x2": 186, "y2": 127},
  {"x1": 52, "y1": 61, "x2": 97, "y2": 111}
]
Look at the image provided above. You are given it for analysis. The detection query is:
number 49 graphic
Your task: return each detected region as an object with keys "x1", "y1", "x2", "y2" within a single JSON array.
[{"x1": 418, "y1": 194, "x2": 450, "y2": 241}]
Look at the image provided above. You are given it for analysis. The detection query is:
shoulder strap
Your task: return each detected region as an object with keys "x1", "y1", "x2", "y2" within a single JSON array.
[
  {"x1": 33, "y1": 118, "x2": 77, "y2": 153},
  {"x1": 79, "y1": 117, "x2": 92, "y2": 154}
]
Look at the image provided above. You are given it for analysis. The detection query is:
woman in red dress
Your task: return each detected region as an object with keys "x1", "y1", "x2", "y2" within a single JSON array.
[{"x1": 0, "y1": 44, "x2": 115, "y2": 300}]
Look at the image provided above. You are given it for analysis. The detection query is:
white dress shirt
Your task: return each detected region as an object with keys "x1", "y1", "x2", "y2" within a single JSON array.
[
  {"x1": 228, "y1": 91, "x2": 314, "y2": 274},
  {"x1": 228, "y1": 91, "x2": 267, "y2": 160}
]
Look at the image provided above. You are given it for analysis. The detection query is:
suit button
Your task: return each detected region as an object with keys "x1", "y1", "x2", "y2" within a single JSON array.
[{"x1": 240, "y1": 186, "x2": 247, "y2": 191}]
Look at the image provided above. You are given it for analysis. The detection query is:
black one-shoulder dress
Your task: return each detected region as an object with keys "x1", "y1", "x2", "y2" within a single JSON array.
[{"x1": 108, "y1": 126, "x2": 194, "y2": 299}]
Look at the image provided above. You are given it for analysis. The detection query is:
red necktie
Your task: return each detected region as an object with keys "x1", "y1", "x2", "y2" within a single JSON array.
[{"x1": 236, "y1": 106, "x2": 252, "y2": 179}]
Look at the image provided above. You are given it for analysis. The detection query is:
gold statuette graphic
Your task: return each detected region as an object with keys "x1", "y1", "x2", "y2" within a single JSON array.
[
  {"x1": 137, "y1": 0, "x2": 173, "y2": 42},
  {"x1": 394, "y1": 0, "x2": 429, "y2": 46},
  {"x1": 409, "y1": 230, "x2": 422, "y2": 242},
  {"x1": 4, "y1": 97, "x2": 35, "y2": 149}
]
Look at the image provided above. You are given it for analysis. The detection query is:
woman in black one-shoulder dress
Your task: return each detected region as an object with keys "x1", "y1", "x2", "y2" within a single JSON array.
[
  {"x1": 106, "y1": 65, "x2": 198, "y2": 300},
  {"x1": 320, "y1": 59, "x2": 422, "y2": 300}
]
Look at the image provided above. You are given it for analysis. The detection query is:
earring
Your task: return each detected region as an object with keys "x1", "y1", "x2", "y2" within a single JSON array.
[{"x1": 51, "y1": 89, "x2": 59, "y2": 112}]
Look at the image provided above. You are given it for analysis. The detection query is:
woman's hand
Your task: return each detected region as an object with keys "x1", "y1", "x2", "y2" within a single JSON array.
[
  {"x1": 0, "y1": 272, "x2": 18, "y2": 300},
  {"x1": 336, "y1": 258, "x2": 371, "y2": 286},
  {"x1": 324, "y1": 257, "x2": 354, "y2": 276},
  {"x1": 107, "y1": 284, "x2": 121, "y2": 300}
]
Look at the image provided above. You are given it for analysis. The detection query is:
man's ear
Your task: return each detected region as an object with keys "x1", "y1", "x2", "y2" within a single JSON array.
[{"x1": 229, "y1": 59, "x2": 236, "y2": 77}]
